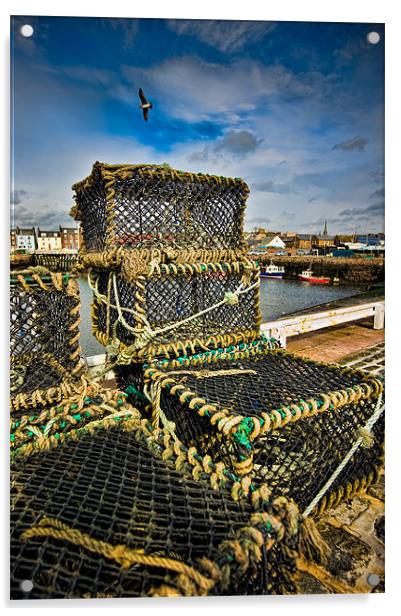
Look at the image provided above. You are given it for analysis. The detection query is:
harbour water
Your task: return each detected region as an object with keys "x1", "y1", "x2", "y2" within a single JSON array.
[{"x1": 78, "y1": 276, "x2": 366, "y2": 357}]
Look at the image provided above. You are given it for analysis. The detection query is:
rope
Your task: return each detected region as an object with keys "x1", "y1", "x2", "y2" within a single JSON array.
[
  {"x1": 20, "y1": 517, "x2": 214, "y2": 592},
  {"x1": 111, "y1": 271, "x2": 259, "y2": 344},
  {"x1": 302, "y1": 394, "x2": 384, "y2": 518},
  {"x1": 149, "y1": 380, "x2": 179, "y2": 437},
  {"x1": 148, "y1": 368, "x2": 256, "y2": 434}
]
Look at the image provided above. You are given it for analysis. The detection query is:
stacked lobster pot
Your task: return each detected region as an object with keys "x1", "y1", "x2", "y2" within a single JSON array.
[
  {"x1": 143, "y1": 341, "x2": 384, "y2": 517},
  {"x1": 71, "y1": 162, "x2": 385, "y2": 524},
  {"x1": 10, "y1": 268, "x2": 137, "y2": 455},
  {"x1": 71, "y1": 162, "x2": 270, "y2": 407},
  {"x1": 11, "y1": 413, "x2": 303, "y2": 598}
]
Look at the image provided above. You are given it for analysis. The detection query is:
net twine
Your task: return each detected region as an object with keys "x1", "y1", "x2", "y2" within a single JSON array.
[
  {"x1": 20, "y1": 517, "x2": 215, "y2": 593},
  {"x1": 302, "y1": 393, "x2": 384, "y2": 518},
  {"x1": 71, "y1": 162, "x2": 249, "y2": 253},
  {"x1": 88, "y1": 258, "x2": 259, "y2": 366},
  {"x1": 19, "y1": 498, "x2": 298, "y2": 597},
  {"x1": 10, "y1": 269, "x2": 86, "y2": 410}
]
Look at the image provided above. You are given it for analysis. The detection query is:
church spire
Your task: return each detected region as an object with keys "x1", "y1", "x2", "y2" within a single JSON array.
[{"x1": 323, "y1": 219, "x2": 328, "y2": 236}]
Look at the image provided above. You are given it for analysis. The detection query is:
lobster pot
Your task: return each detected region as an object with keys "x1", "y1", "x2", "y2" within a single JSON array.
[
  {"x1": 144, "y1": 344, "x2": 384, "y2": 515},
  {"x1": 90, "y1": 259, "x2": 262, "y2": 361},
  {"x1": 10, "y1": 419, "x2": 300, "y2": 598},
  {"x1": 115, "y1": 339, "x2": 281, "y2": 411},
  {"x1": 71, "y1": 162, "x2": 249, "y2": 254},
  {"x1": 10, "y1": 385, "x2": 134, "y2": 455},
  {"x1": 10, "y1": 270, "x2": 85, "y2": 411}
]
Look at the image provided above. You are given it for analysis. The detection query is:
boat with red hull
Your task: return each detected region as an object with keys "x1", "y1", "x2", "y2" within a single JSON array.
[{"x1": 298, "y1": 268, "x2": 330, "y2": 284}]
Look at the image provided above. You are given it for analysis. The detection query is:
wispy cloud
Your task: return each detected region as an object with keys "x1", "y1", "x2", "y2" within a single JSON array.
[
  {"x1": 122, "y1": 56, "x2": 341, "y2": 125},
  {"x1": 105, "y1": 18, "x2": 139, "y2": 48},
  {"x1": 253, "y1": 180, "x2": 292, "y2": 194},
  {"x1": 369, "y1": 169, "x2": 384, "y2": 183},
  {"x1": 332, "y1": 136, "x2": 368, "y2": 151},
  {"x1": 10, "y1": 17, "x2": 384, "y2": 235},
  {"x1": 189, "y1": 130, "x2": 262, "y2": 162},
  {"x1": 369, "y1": 187, "x2": 385, "y2": 199},
  {"x1": 339, "y1": 201, "x2": 384, "y2": 217},
  {"x1": 167, "y1": 19, "x2": 276, "y2": 53},
  {"x1": 246, "y1": 216, "x2": 272, "y2": 226},
  {"x1": 10, "y1": 189, "x2": 28, "y2": 205}
]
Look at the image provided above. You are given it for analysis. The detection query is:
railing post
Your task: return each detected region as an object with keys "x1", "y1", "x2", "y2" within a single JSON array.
[
  {"x1": 270, "y1": 326, "x2": 287, "y2": 348},
  {"x1": 279, "y1": 331, "x2": 287, "y2": 348},
  {"x1": 373, "y1": 303, "x2": 385, "y2": 330}
]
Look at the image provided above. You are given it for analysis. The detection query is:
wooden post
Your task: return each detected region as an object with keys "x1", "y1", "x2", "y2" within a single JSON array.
[
  {"x1": 373, "y1": 303, "x2": 385, "y2": 330},
  {"x1": 268, "y1": 326, "x2": 287, "y2": 348}
]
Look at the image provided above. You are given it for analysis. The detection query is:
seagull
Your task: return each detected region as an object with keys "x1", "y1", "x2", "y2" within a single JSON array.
[{"x1": 138, "y1": 88, "x2": 153, "y2": 121}]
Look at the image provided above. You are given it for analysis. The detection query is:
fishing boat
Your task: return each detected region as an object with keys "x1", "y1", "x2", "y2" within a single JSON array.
[
  {"x1": 298, "y1": 267, "x2": 330, "y2": 284},
  {"x1": 260, "y1": 259, "x2": 285, "y2": 279}
]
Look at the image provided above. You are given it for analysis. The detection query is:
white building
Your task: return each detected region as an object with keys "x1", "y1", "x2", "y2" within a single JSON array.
[
  {"x1": 16, "y1": 228, "x2": 37, "y2": 253},
  {"x1": 36, "y1": 229, "x2": 62, "y2": 251},
  {"x1": 266, "y1": 235, "x2": 286, "y2": 250}
]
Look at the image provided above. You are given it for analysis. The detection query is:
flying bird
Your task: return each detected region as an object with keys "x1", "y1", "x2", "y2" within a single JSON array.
[{"x1": 138, "y1": 88, "x2": 153, "y2": 121}]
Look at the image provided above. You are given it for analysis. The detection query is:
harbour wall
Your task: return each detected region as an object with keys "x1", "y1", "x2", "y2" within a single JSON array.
[{"x1": 258, "y1": 255, "x2": 385, "y2": 284}]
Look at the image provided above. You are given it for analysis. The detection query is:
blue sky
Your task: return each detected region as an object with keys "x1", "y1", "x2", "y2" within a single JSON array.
[{"x1": 10, "y1": 16, "x2": 384, "y2": 233}]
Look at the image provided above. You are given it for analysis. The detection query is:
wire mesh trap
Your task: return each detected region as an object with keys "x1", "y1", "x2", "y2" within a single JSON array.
[
  {"x1": 89, "y1": 259, "x2": 262, "y2": 362},
  {"x1": 10, "y1": 419, "x2": 301, "y2": 599},
  {"x1": 71, "y1": 162, "x2": 249, "y2": 254},
  {"x1": 10, "y1": 385, "x2": 133, "y2": 456},
  {"x1": 10, "y1": 270, "x2": 86, "y2": 411},
  {"x1": 115, "y1": 338, "x2": 282, "y2": 412},
  {"x1": 144, "y1": 345, "x2": 384, "y2": 515}
]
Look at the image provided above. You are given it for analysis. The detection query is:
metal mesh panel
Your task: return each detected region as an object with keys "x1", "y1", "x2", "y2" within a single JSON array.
[
  {"x1": 148, "y1": 350, "x2": 384, "y2": 511},
  {"x1": 10, "y1": 426, "x2": 296, "y2": 598},
  {"x1": 10, "y1": 271, "x2": 84, "y2": 408},
  {"x1": 72, "y1": 163, "x2": 248, "y2": 252},
  {"x1": 91, "y1": 262, "x2": 261, "y2": 357}
]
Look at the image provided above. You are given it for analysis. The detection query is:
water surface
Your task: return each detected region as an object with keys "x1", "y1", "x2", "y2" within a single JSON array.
[{"x1": 78, "y1": 276, "x2": 365, "y2": 357}]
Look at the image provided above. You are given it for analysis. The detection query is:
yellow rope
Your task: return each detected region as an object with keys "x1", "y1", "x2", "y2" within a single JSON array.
[{"x1": 20, "y1": 517, "x2": 214, "y2": 592}]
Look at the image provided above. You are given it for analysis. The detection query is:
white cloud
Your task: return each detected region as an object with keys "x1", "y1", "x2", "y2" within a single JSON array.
[
  {"x1": 166, "y1": 19, "x2": 276, "y2": 53},
  {"x1": 122, "y1": 56, "x2": 338, "y2": 124},
  {"x1": 12, "y1": 134, "x2": 160, "y2": 228}
]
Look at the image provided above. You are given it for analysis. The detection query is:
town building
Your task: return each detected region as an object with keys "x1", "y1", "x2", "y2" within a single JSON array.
[
  {"x1": 59, "y1": 226, "x2": 80, "y2": 251},
  {"x1": 296, "y1": 234, "x2": 315, "y2": 251},
  {"x1": 314, "y1": 220, "x2": 335, "y2": 249},
  {"x1": 10, "y1": 228, "x2": 17, "y2": 253},
  {"x1": 37, "y1": 229, "x2": 62, "y2": 251},
  {"x1": 15, "y1": 227, "x2": 37, "y2": 253},
  {"x1": 265, "y1": 235, "x2": 286, "y2": 251},
  {"x1": 334, "y1": 234, "x2": 355, "y2": 247},
  {"x1": 281, "y1": 236, "x2": 297, "y2": 253},
  {"x1": 355, "y1": 234, "x2": 381, "y2": 246}
]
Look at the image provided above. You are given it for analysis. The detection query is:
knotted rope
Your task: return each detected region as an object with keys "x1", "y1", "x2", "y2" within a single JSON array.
[
  {"x1": 148, "y1": 368, "x2": 257, "y2": 431},
  {"x1": 302, "y1": 393, "x2": 384, "y2": 518},
  {"x1": 110, "y1": 272, "x2": 260, "y2": 350}
]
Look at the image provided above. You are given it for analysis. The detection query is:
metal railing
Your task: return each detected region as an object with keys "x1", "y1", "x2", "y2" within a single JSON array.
[
  {"x1": 260, "y1": 300, "x2": 385, "y2": 348},
  {"x1": 85, "y1": 300, "x2": 385, "y2": 365}
]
